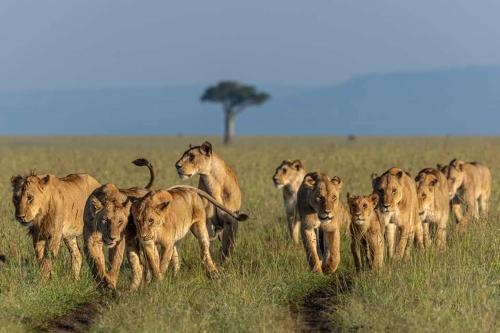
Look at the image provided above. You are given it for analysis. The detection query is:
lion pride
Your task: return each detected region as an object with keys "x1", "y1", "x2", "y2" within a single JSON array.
[{"x1": 11, "y1": 172, "x2": 100, "y2": 279}]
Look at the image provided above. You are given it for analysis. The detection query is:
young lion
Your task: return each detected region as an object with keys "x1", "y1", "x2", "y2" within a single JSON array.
[
  {"x1": 272, "y1": 159, "x2": 306, "y2": 244},
  {"x1": 346, "y1": 193, "x2": 384, "y2": 270},
  {"x1": 445, "y1": 159, "x2": 491, "y2": 231},
  {"x1": 175, "y1": 141, "x2": 243, "y2": 262},
  {"x1": 297, "y1": 172, "x2": 350, "y2": 274},
  {"x1": 415, "y1": 168, "x2": 450, "y2": 250},
  {"x1": 371, "y1": 167, "x2": 423, "y2": 260},
  {"x1": 83, "y1": 158, "x2": 164, "y2": 291},
  {"x1": 131, "y1": 186, "x2": 247, "y2": 280},
  {"x1": 11, "y1": 172, "x2": 100, "y2": 279}
]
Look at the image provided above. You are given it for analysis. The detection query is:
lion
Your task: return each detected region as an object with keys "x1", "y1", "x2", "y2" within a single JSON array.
[
  {"x1": 131, "y1": 186, "x2": 247, "y2": 280},
  {"x1": 346, "y1": 193, "x2": 384, "y2": 270},
  {"x1": 371, "y1": 167, "x2": 423, "y2": 260},
  {"x1": 83, "y1": 158, "x2": 166, "y2": 291},
  {"x1": 11, "y1": 172, "x2": 100, "y2": 279},
  {"x1": 444, "y1": 159, "x2": 491, "y2": 230},
  {"x1": 414, "y1": 168, "x2": 450, "y2": 250},
  {"x1": 175, "y1": 141, "x2": 243, "y2": 262},
  {"x1": 297, "y1": 172, "x2": 350, "y2": 274},
  {"x1": 272, "y1": 159, "x2": 306, "y2": 244}
]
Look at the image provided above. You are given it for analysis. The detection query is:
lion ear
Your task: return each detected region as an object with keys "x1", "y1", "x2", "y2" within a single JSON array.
[
  {"x1": 370, "y1": 193, "x2": 379, "y2": 206},
  {"x1": 331, "y1": 176, "x2": 343, "y2": 189},
  {"x1": 10, "y1": 175, "x2": 23, "y2": 188},
  {"x1": 200, "y1": 141, "x2": 212, "y2": 156},
  {"x1": 292, "y1": 159, "x2": 303, "y2": 170},
  {"x1": 396, "y1": 171, "x2": 404, "y2": 179},
  {"x1": 91, "y1": 196, "x2": 103, "y2": 212},
  {"x1": 303, "y1": 173, "x2": 317, "y2": 188},
  {"x1": 156, "y1": 201, "x2": 170, "y2": 212}
]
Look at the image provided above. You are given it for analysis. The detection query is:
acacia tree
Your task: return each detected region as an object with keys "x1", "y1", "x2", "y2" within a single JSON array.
[{"x1": 201, "y1": 81, "x2": 270, "y2": 144}]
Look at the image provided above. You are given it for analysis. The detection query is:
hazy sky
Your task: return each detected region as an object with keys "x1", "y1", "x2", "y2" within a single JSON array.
[{"x1": 1, "y1": 0, "x2": 499, "y2": 91}]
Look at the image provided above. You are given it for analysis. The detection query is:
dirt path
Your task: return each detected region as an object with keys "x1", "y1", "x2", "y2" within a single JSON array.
[
  {"x1": 294, "y1": 276, "x2": 352, "y2": 332},
  {"x1": 35, "y1": 298, "x2": 106, "y2": 333}
]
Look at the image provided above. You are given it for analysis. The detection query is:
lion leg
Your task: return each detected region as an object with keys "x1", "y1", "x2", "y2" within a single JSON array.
[
  {"x1": 142, "y1": 241, "x2": 162, "y2": 280},
  {"x1": 385, "y1": 224, "x2": 396, "y2": 259},
  {"x1": 435, "y1": 225, "x2": 447, "y2": 251},
  {"x1": 413, "y1": 216, "x2": 424, "y2": 251},
  {"x1": 451, "y1": 202, "x2": 464, "y2": 226},
  {"x1": 126, "y1": 241, "x2": 143, "y2": 292},
  {"x1": 422, "y1": 222, "x2": 431, "y2": 249},
  {"x1": 84, "y1": 231, "x2": 108, "y2": 286},
  {"x1": 107, "y1": 239, "x2": 126, "y2": 289},
  {"x1": 394, "y1": 225, "x2": 410, "y2": 261},
  {"x1": 291, "y1": 216, "x2": 301, "y2": 245},
  {"x1": 368, "y1": 232, "x2": 383, "y2": 270},
  {"x1": 191, "y1": 221, "x2": 218, "y2": 278},
  {"x1": 350, "y1": 233, "x2": 363, "y2": 271},
  {"x1": 322, "y1": 229, "x2": 340, "y2": 274},
  {"x1": 301, "y1": 226, "x2": 322, "y2": 273},
  {"x1": 40, "y1": 232, "x2": 63, "y2": 279},
  {"x1": 159, "y1": 243, "x2": 175, "y2": 277},
  {"x1": 479, "y1": 194, "x2": 489, "y2": 217},
  {"x1": 64, "y1": 237, "x2": 82, "y2": 280},
  {"x1": 32, "y1": 236, "x2": 46, "y2": 266},
  {"x1": 221, "y1": 216, "x2": 238, "y2": 263},
  {"x1": 171, "y1": 246, "x2": 180, "y2": 277}
]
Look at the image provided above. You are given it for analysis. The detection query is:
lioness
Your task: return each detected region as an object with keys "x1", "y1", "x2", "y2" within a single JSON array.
[
  {"x1": 131, "y1": 186, "x2": 247, "y2": 280},
  {"x1": 84, "y1": 158, "x2": 164, "y2": 291},
  {"x1": 297, "y1": 172, "x2": 350, "y2": 274},
  {"x1": 444, "y1": 159, "x2": 491, "y2": 230},
  {"x1": 371, "y1": 167, "x2": 423, "y2": 260},
  {"x1": 175, "y1": 141, "x2": 243, "y2": 262},
  {"x1": 272, "y1": 159, "x2": 306, "y2": 244},
  {"x1": 11, "y1": 172, "x2": 100, "y2": 279},
  {"x1": 415, "y1": 168, "x2": 450, "y2": 250},
  {"x1": 347, "y1": 193, "x2": 384, "y2": 270}
]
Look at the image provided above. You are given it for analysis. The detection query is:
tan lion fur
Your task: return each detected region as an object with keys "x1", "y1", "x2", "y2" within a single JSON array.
[{"x1": 11, "y1": 173, "x2": 100, "y2": 279}]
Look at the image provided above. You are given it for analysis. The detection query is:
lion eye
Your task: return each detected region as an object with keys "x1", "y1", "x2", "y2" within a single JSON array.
[
  {"x1": 331, "y1": 195, "x2": 337, "y2": 201},
  {"x1": 363, "y1": 203, "x2": 368, "y2": 209},
  {"x1": 282, "y1": 168, "x2": 287, "y2": 174},
  {"x1": 391, "y1": 189, "x2": 397, "y2": 194},
  {"x1": 148, "y1": 218, "x2": 154, "y2": 225},
  {"x1": 188, "y1": 153, "x2": 195, "y2": 162},
  {"x1": 27, "y1": 195, "x2": 34, "y2": 203}
]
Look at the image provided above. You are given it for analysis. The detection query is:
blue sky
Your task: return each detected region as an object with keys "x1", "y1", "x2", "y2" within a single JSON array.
[{"x1": 1, "y1": 0, "x2": 499, "y2": 91}]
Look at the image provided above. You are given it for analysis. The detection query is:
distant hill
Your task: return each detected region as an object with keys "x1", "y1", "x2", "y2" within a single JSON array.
[{"x1": 1, "y1": 66, "x2": 500, "y2": 135}]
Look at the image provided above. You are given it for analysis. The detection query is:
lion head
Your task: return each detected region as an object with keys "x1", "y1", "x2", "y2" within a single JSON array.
[
  {"x1": 347, "y1": 193, "x2": 379, "y2": 226},
  {"x1": 415, "y1": 168, "x2": 442, "y2": 220},
  {"x1": 89, "y1": 184, "x2": 132, "y2": 248},
  {"x1": 371, "y1": 167, "x2": 407, "y2": 214},
  {"x1": 174, "y1": 141, "x2": 213, "y2": 180},
  {"x1": 302, "y1": 172, "x2": 343, "y2": 224},
  {"x1": 446, "y1": 159, "x2": 465, "y2": 198},
  {"x1": 10, "y1": 173, "x2": 52, "y2": 228},
  {"x1": 132, "y1": 190, "x2": 172, "y2": 243},
  {"x1": 272, "y1": 159, "x2": 304, "y2": 189}
]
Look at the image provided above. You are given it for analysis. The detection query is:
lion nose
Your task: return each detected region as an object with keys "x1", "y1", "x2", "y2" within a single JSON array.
[
  {"x1": 383, "y1": 204, "x2": 390, "y2": 209},
  {"x1": 175, "y1": 162, "x2": 182, "y2": 170},
  {"x1": 109, "y1": 236, "x2": 117, "y2": 241},
  {"x1": 16, "y1": 214, "x2": 26, "y2": 221}
]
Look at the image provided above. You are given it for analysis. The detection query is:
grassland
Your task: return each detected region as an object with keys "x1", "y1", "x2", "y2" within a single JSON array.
[{"x1": 0, "y1": 136, "x2": 498, "y2": 332}]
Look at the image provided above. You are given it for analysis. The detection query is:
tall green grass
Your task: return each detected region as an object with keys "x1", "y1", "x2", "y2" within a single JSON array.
[{"x1": 0, "y1": 136, "x2": 498, "y2": 332}]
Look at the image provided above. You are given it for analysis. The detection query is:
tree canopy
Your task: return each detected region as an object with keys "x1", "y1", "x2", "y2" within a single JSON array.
[{"x1": 201, "y1": 81, "x2": 270, "y2": 114}]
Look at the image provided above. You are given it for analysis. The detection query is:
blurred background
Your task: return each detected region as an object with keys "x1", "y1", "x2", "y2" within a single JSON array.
[{"x1": 1, "y1": 0, "x2": 499, "y2": 137}]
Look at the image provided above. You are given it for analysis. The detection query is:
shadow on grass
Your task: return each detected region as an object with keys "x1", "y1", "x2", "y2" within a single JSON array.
[{"x1": 292, "y1": 274, "x2": 354, "y2": 333}]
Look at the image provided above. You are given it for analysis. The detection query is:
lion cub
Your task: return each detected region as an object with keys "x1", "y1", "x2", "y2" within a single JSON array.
[
  {"x1": 132, "y1": 186, "x2": 247, "y2": 280},
  {"x1": 444, "y1": 159, "x2": 491, "y2": 231},
  {"x1": 11, "y1": 172, "x2": 100, "y2": 279},
  {"x1": 415, "y1": 168, "x2": 450, "y2": 250},
  {"x1": 297, "y1": 172, "x2": 350, "y2": 274},
  {"x1": 272, "y1": 159, "x2": 306, "y2": 244},
  {"x1": 347, "y1": 193, "x2": 384, "y2": 270},
  {"x1": 84, "y1": 158, "x2": 166, "y2": 291},
  {"x1": 175, "y1": 141, "x2": 243, "y2": 262},
  {"x1": 371, "y1": 167, "x2": 423, "y2": 260}
]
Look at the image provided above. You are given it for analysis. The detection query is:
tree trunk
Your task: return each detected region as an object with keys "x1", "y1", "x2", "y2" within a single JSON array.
[{"x1": 224, "y1": 110, "x2": 236, "y2": 144}]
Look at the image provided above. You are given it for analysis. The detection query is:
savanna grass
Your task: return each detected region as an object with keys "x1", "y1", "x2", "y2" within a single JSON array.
[{"x1": 0, "y1": 136, "x2": 498, "y2": 332}]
